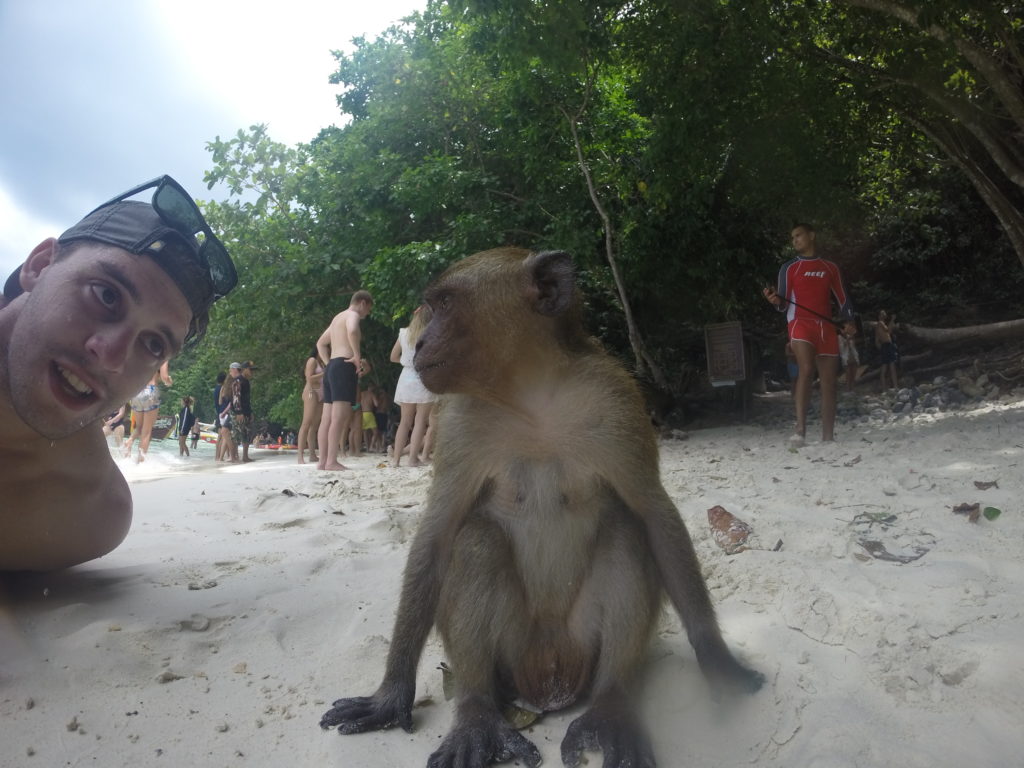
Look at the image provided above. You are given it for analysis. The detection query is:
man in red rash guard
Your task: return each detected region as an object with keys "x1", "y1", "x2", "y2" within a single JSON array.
[{"x1": 762, "y1": 223, "x2": 856, "y2": 446}]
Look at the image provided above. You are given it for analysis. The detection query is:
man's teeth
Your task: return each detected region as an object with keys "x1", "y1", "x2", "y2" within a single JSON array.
[{"x1": 58, "y1": 366, "x2": 93, "y2": 396}]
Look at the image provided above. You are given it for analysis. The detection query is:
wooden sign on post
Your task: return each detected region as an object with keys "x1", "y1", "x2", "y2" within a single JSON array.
[{"x1": 705, "y1": 321, "x2": 746, "y2": 387}]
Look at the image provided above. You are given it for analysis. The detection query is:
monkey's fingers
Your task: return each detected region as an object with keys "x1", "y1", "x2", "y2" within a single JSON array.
[
  {"x1": 426, "y1": 720, "x2": 541, "y2": 768},
  {"x1": 561, "y1": 708, "x2": 655, "y2": 768},
  {"x1": 721, "y1": 660, "x2": 765, "y2": 695},
  {"x1": 497, "y1": 728, "x2": 542, "y2": 768},
  {"x1": 319, "y1": 695, "x2": 410, "y2": 734}
]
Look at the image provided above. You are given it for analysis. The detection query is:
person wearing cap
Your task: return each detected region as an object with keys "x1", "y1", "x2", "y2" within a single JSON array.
[
  {"x1": 228, "y1": 361, "x2": 257, "y2": 462},
  {"x1": 0, "y1": 176, "x2": 236, "y2": 571}
]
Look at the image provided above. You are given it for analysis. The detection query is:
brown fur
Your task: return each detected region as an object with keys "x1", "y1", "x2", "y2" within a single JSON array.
[{"x1": 320, "y1": 248, "x2": 763, "y2": 768}]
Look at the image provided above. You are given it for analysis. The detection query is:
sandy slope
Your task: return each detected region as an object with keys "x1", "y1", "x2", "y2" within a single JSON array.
[{"x1": 2, "y1": 401, "x2": 1022, "y2": 768}]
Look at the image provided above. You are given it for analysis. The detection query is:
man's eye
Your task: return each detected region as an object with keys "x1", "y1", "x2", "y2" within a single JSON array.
[
  {"x1": 92, "y1": 284, "x2": 119, "y2": 309},
  {"x1": 142, "y1": 335, "x2": 166, "y2": 359}
]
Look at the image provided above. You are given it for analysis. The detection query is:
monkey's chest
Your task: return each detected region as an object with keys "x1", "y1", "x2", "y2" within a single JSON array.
[{"x1": 486, "y1": 461, "x2": 602, "y2": 609}]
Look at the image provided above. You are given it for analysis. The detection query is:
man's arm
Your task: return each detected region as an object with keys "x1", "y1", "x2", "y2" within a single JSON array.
[
  {"x1": 829, "y1": 262, "x2": 854, "y2": 322},
  {"x1": 762, "y1": 262, "x2": 788, "y2": 312},
  {"x1": 316, "y1": 326, "x2": 332, "y2": 365},
  {"x1": 1, "y1": 429, "x2": 131, "y2": 572}
]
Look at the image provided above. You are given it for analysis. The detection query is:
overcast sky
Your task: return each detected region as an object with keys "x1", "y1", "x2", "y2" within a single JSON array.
[{"x1": 0, "y1": 0, "x2": 422, "y2": 282}]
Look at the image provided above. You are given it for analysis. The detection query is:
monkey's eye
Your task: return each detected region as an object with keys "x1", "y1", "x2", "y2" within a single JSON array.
[{"x1": 437, "y1": 293, "x2": 452, "y2": 311}]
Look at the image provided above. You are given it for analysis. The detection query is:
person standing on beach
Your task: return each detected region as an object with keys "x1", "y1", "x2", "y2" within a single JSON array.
[
  {"x1": 359, "y1": 383, "x2": 379, "y2": 455},
  {"x1": 316, "y1": 290, "x2": 373, "y2": 471},
  {"x1": 390, "y1": 305, "x2": 437, "y2": 467},
  {"x1": 122, "y1": 360, "x2": 172, "y2": 462},
  {"x1": 101, "y1": 403, "x2": 129, "y2": 448},
  {"x1": 838, "y1": 328, "x2": 859, "y2": 391},
  {"x1": 213, "y1": 371, "x2": 235, "y2": 461},
  {"x1": 875, "y1": 310, "x2": 899, "y2": 392},
  {"x1": 176, "y1": 395, "x2": 196, "y2": 456},
  {"x1": 229, "y1": 361, "x2": 257, "y2": 462},
  {"x1": 0, "y1": 175, "x2": 236, "y2": 571},
  {"x1": 297, "y1": 347, "x2": 325, "y2": 464},
  {"x1": 762, "y1": 223, "x2": 855, "y2": 445}
]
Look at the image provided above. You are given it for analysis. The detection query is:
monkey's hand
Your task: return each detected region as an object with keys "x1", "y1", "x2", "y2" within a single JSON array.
[
  {"x1": 319, "y1": 681, "x2": 414, "y2": 734},
  {"x1": 427, "y1": 700, "x2": 541, "y2": 768},
  {"x1": 561, "y1": 701, "x2": 656, "y2": 768},
  {"x1": 700, "y1": 649, "x2": 765, "y2": 697}
]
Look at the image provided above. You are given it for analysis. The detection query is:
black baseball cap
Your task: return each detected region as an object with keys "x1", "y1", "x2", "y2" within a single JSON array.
[
  {"x1": 5, "y1": 201, "x2": 209, "y2": 315},
  {"x1": 4, "y1": 176, "x2": 236, "y2": 343}
]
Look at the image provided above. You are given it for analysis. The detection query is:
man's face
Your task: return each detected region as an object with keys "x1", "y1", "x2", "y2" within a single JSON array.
[
  {"x1": 3, "y1": 242, "x2": 192, "y2": 440},
  {"x1": 791, "y1": 227, "x2": 814, "y2": 255},
  {"x1": 356, "y1": 300, "x2": 372, "y2": 319},
  {"x1": 243, "y1": 367, "x2": 254, "y2": 380}
]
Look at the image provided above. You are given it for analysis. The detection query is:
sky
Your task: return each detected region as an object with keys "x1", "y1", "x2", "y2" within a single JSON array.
[{"x1": 0, "y1": 0, "x2": 423, "y2": 283}]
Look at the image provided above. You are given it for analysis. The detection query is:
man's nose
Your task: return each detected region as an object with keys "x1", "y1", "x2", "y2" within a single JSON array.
[{"x1": 85, "y1": 325, "x2": 133, "y2": 372}]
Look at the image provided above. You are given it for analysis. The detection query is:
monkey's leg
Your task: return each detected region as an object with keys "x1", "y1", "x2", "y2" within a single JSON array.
[
  {"x1": 429, "y1": 515, "x2": 542, "y2": 768},
  {"x1": 561, "y1": 515, "x2": 660, "y2": 768}
]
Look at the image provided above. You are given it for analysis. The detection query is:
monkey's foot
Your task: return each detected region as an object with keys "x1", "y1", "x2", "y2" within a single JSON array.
[
  {"x1": 697, "y1": 644, "x2": 765, "y2": 696},
  {"x1": 319, "y1": 687, "x2": 413, "y2": 734},
  {"x1": 707, "y1": 655, "x2": 765, "y2": 696},
  {"x1": 725, "y1": 662, "x2": 765, "y2": 694},
  {"x1": 561, "y1": 704, "x2": 655, "y2": 768},
  {"x1": 428, "y1": 707, "x2": 541, "y2": 768}
]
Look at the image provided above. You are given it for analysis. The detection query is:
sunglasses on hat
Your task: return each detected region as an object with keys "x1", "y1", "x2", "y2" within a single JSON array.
[{"x1": 91, "y1": 175, "x2": 237, "y2": 299}]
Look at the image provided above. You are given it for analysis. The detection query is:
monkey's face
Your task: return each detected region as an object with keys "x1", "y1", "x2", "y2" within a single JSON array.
[
  {"x1": 415, "y1": 248, "x2": 577, "y2": 397},
  {"x1": 415, "y1": 284, "x2": 473, "y2": 394}
]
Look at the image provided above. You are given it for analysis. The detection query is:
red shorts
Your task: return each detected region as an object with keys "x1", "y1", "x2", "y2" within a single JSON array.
[{"x1": 788, "y1": 318, "x2": 839, "y2": 356}]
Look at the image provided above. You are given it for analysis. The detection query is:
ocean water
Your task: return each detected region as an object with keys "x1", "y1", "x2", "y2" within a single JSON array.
[{"x1": 108, "y1": 433, "x2": 296, "y2": 483}]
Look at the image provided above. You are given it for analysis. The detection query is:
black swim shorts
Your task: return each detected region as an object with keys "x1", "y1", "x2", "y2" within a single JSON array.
[
  {"x1": 879, "y1": 341, "x2": 898, "y2": 365},
  {"x1": 323, "y1": 358, "x2": 358, "y2": 404}
]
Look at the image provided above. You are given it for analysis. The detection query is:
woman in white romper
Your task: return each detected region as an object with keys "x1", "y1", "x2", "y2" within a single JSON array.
[{"x1": 390, "y1": 305, "x2": 436, "y2": 467}]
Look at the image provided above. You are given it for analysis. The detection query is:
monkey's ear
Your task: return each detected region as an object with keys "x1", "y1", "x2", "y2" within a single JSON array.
[{"x1": 526, "y1": 250, "x2": 574, "y2": 316}]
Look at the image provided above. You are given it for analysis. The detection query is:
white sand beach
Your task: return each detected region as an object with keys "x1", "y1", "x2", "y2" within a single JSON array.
[{"x1": 2, "y1": 398, "x2": 1023, "y2": 768}]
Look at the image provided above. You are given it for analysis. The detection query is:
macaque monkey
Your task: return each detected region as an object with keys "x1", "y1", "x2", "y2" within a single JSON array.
[{"x1": 320, "y1": 248, "x2": 764, "y2": 767}]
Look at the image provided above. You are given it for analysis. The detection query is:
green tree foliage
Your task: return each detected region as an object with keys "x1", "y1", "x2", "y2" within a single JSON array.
[
  {"x1": 777, "y1": 0, "x2": 1024, "y2": 266},
  {"x1": 162, "y1": 0, "x2": 1023, "y2": 425}
]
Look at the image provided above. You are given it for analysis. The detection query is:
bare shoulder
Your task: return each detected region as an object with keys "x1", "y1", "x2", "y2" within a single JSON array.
[{"x1": 0, "y1": 427, "x2": 131, "y2": 571}]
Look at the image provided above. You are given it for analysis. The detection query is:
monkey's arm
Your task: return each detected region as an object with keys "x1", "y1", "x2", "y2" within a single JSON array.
[
  {"x1": 319, "y1": 518, "x2": 443, "y2": 734},
  {"x1": 633, "y1": 485, "x2": 764, "y2": 694},
  {"x1": 320, "y1": 470, "x2": 487, "y2": 734}
]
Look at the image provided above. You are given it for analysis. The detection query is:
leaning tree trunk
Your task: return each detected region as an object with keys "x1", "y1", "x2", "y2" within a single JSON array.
[
  {"x1": 864, "y1": 317, "x2": 1024, "y2": 347},
  {"x1": 898, "y1": 318, "x2": 1024, "y2": 347},
  {"x1": 560, "y1": 106, "x2": 670, "y2": 391},
  {"x1": 909, "y1": 116, "x2": 1024, "y2": 271}
]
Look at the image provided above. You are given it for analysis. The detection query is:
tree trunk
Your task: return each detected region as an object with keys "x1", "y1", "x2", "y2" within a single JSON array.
[
  {"x1": 900, "y1": 319, "x2": 1024, "y2": 347},
  {"x1": 560, "y1": 105, "x2": 671, "y2": 391},
  {"x1": 865, "y1": 318, "x2": 1024, "y2": 347},
  {"x1": 838, "y1": 0, "x2": 1024, "y2": 137},
  {"x1": 908, "y1": 115, "x2": 1024, "y2": 270}
]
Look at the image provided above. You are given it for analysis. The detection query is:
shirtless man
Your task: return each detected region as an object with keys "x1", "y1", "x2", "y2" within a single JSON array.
[
  {"x1": 763, "y1": 222, "x2": 855, "y2": 445},
  {"x1": 875, "y1": 310, "x2": 898, "y2": 391},
  {"x1": 315, "y1": 290, "x2": 373, "y2": 470},
  {"x1": 0, "y1": 175, "x2": 236, "y2": 571}
]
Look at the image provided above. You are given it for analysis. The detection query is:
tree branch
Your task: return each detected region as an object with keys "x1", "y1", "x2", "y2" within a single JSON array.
[{"x1": 837, "y1": 0, "x2": 1024, "y2": 134}]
